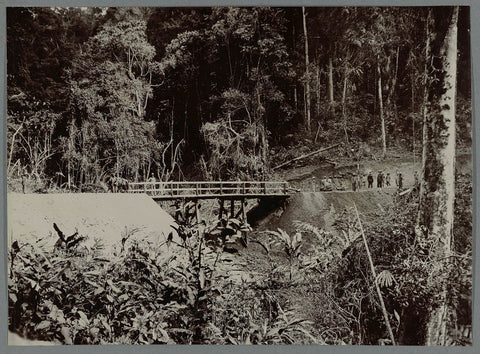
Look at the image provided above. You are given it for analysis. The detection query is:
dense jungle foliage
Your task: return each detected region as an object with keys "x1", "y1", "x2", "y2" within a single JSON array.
[{"x1": 6, "y1": 7, "x2": 471, "y2": 189}]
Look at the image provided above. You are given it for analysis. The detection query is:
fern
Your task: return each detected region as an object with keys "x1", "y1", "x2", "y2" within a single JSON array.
[
  {"x1": 376, "y1": 270, "x2": 395, "y2": 288},
  {"x1": 293, "y1": 220, "x2": 324, "y2": 239}
]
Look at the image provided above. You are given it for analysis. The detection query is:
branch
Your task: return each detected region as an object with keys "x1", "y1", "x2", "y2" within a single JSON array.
[
  {"x1": 353, "y1": 203, "x2": 396, "y2": 345},
  {"x1": 7, "y1": 122, "x2": 24, "y2": 173},
  {"x1": 272, "y1": 143, "x2": 340, "y2": 170}
]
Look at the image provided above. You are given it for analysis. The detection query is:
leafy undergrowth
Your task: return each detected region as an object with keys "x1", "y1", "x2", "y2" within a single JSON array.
[
  {"x1": 226, "y1": 175, "x2": 472, "y2": 345},
  {"x1": 324, "y1": 176, "x2": 472, "y2": 345},
  {"x1": 8, "y1": 177, "x2": 472, "y2": 345},
  {"x1": 8, "y1": 203, "x2": 322, "y2": 345}
]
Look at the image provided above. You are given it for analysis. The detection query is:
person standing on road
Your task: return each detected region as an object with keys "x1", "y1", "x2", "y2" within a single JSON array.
[
  {"x1": 320, "y1": 177, "x2": 326, "y2": 191},
  {"x1": 398, "y1": 172, "x2": 403, "y2": 190},
  {"x1": 385, "y1": 172, "x2": 391, "y2": 187},
  {"x1": 377, "y1": 171, "x2": 382, "y2": 188},
  {"x1": 367, "y1": 172, "x2": 373, "y2": 188},
  {"x1": 326, "y1": 176, "x2": 333, "y2": 191},
  {"x1": 148, "y1": 173, "x2": 156, "y2": 194}
]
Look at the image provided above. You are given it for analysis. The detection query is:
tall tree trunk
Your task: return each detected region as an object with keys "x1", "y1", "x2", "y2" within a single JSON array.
[
  {"x1": 294, "y1": 85, "x2": 298, "y2": 111},
  {"x1": 415, "y1": 6, "x2": 458, "y2": 346},
  {"x1": 411, "y1": 66, "x2": 416, "y2": 164},
  {"x1": 302, "y1": 7, "x2": 311, "y2": 133},
  {"x1": 377, "y1": 57, "x2": 386, "y2": 157},
  {"x1": 316, "y1": 58, "x2": 321, "y2": 118},
  {"x1": 328, "y1": 55, "x2": 334, "y2": 107},
  {"x1": 393, "y1": 46, "x2": 399, "y2": 122},
  {"x1": 170, "y1": 97, "x2": 175, "y2": 169},
  {"x1": 422, "y1": 10, "x2": 432, "y2": 167},
  {"x1": 342, "y1": 66, "x2": 349, "y2": 145},
  {"x1": 387, "y1": 46, "x2": 400, "y2": 132}
]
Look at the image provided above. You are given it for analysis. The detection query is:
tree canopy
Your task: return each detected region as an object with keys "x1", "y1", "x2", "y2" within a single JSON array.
[{"x1": 6, "y1": 6, "x2": 471, "y2": 187}]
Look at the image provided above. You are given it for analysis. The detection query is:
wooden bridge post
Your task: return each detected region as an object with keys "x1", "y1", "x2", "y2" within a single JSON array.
[
  {"x1": 241, "y1": 197, "x2": 248, "y2": 246},
  {"x1": 194, "y1": 200, "x2": 205, "y2": 269},
  {"x1": 218, "y1": 199, "x2": 224, "y2": 220},
  {"x1": 230, "y1": 199, "x2": 235, "y2": 218},
  {"x1": 195, "y1": 199, "x2": 200, "y2": 225},
  {"x1": 241, "y1": 197, "x2": 246, "y2": 221}
]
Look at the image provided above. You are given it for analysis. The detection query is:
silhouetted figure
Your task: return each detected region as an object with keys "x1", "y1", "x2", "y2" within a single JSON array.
[
  {"x1": 385, "y1": 172, "x2": 391, "y2": 187},
  {"x1": 352, "y1": 174, "x2": 357, "y2": 191},
  {"x1": 367, "y1": 172, "x2": 374, "y2": 188},
  {"x1": 377, "y1": 171, "x2": 382, "y2": 188},
  {"x1": 398, "y1": 172, "x2": 403, "y2": 190}
]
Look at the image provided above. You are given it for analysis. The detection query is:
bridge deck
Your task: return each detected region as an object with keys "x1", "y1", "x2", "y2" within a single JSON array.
[{"x1": 127, "y1": 181, "x2": 290, "y2": 200}]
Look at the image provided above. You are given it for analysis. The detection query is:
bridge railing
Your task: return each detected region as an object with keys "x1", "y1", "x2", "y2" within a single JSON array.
[{"x1": 127, "y1": 181, "x2": 289, "y2": 198}]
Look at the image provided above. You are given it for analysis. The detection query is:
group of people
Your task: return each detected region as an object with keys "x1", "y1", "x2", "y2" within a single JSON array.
[
  {"x1": 107, "y1": 176, "x2": 130, "y2": 192},
  {"x1": 318, "y1": 176, "x2": 346, "y2": 191},
  {"x1": 351, "y1": 170, "x2": 419, "y2": 192}
]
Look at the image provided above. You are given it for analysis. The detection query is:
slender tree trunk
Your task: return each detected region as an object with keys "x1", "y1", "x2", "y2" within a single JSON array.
[
  {"x1": 294, "y1": 85, "x2": 298, "y2": 111},
  {"x1": 170, "y1": 98, "x2": 175, "y2": 168},
  {"x1": 422, "y1": 10, "x2": 432, "y2": 168},
  {"x1": 411, "y1": 66, "x2": 416, "y2": 164},
  {"x1": 67, "y1": 161, "x2": 71, "y2": 190},
  {"x1": 387, "y1": 47, "x2": 400, "y2": 133},
  {"x1": 226, "y1": 39, "x2": 233, "y2": 86},
  {"x1": 316, "y1": 59, "x2": 321, "y2": 118},
  {"x1": 377, "y1": 57, "x2": 386, "y2": 157},
  {"x1": 342, "y1": 67, "x2": 349, "y2": 145},
  {"x1": 328, "y1": 55, "x2": 334, "y2": 108},
  {"x1": 292, "y1": 23, "x2": 297, "y2": 112},
  {"x1": 415, "y1": 6, "x2": 458, "y2": 346},
  {"x1": 393, "y1": 46, "x2": 399, "y2": 124},
  {"x1": 302, "y1": 7, "x2": 311, "y2": 133}
]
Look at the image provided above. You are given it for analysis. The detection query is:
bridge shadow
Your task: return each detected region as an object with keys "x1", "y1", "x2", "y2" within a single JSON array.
[{"x1": 247, "y1": 196, "x2": 289, "y2": 227}]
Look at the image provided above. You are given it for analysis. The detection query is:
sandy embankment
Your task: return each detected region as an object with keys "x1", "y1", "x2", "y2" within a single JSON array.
[{"x1": 7, "y1": 193, "x2": 177, "y2": 253}]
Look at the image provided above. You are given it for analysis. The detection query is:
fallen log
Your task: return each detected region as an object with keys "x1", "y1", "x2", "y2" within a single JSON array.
[
  {"x1": 273, "y1": 143, "x2": 340, "y2": 170},
  {"x1": 323, "y1": 158, "x2": 337, "y2": 166},
  {"x1": 399, "y1": 188, "x2": 412, "y2": 196}
]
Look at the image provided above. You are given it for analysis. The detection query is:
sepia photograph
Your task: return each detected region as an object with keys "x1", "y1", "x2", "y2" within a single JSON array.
[{"x1": 5, "y1": 6, "x2": 472, "y2": 346}]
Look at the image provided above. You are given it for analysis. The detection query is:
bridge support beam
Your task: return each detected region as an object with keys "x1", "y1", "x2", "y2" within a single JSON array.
[
  {"x1": 218, "y1": 199, "x2": 224, "y2": 220},
  {"x1": 230, "y1": 199, "x2": 235, "y2": 218}
]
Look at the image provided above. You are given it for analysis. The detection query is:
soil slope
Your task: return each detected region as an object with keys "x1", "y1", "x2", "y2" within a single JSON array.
[
  {"x1": 254, "y1": 189, "x2": 395, "y2": 236},
  {"x1": 7, "y1": 193, "x2": 176, "y2": 253}
]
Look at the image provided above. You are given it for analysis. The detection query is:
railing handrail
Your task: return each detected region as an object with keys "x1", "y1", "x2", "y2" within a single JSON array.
[
  {"x1": 128, "y1": 180, "x2": 287, "y2": 185},
  {"x1": 125, "y1": 180, "x2": 290, "y2": 197}
]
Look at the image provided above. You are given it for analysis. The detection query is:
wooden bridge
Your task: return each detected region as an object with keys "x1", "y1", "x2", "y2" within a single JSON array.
[{"x1": 127, "y1": 181, "x2": 290, "y2": 200}]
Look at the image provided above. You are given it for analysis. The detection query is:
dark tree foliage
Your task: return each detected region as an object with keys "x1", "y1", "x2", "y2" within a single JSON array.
[{"x1": 6, "y1": 6, "x2": 471, "y2": 186}]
